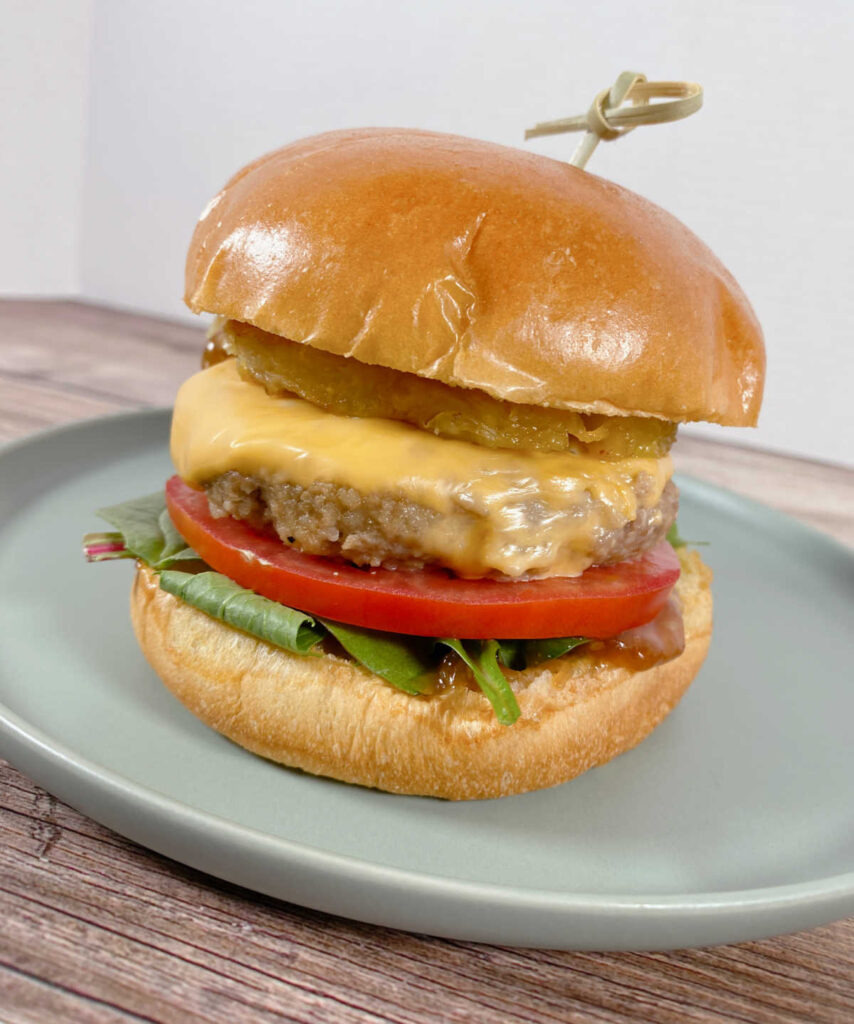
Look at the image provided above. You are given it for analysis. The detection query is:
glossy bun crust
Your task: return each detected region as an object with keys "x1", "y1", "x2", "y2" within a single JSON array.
[
  {"x1": 131, "y1": 551, "x2": 712, "y2": 800},
  {"x1": 186, "y1": 129, "x2": 764, "y2": 425}
]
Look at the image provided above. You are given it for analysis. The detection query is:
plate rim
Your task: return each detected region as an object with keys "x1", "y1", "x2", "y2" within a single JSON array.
[{"x1": 2, "y1": 699, "x2": 854, "y2": 913}]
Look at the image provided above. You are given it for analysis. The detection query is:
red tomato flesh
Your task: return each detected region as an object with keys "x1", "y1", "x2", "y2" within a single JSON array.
[{"x1": 166, "y1": 475, "x2": 680, "y2": 640}]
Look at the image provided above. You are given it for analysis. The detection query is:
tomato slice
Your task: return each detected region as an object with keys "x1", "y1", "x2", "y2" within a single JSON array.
[{"x1": 166, "y1": 475, "x2": 680, "y2": 640}]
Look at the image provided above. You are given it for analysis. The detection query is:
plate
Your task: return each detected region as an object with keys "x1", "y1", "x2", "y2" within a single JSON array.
[{"x1": 1, "y1": 410, "x2": 852, "y2": 951}]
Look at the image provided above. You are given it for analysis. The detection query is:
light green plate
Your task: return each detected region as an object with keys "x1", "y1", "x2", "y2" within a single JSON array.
[{"x1": 1, "y1": 411, "x2": 852, "y2": 951}]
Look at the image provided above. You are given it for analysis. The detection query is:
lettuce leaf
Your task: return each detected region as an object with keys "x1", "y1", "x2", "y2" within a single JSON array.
[
  {"x1": 157, "y1": 508, "x2": 200, "y2": 564},
  {"x1": 158, "y1": 570, "x2": 435, "y2": 694},
  {"x1": 523, "y1": 636, "x2": 589, "y2": 662},
  {"x1": 160, "y1": 570, "x2": 324, "y2": 654},
  {"x1": 494, "y1": 639, "x2": 524, "y2": 671},
  {"x1": 96, "y1": 493, "x2": 198, "y2": 568},
  {"x1": 320, "y1": 620, "x2": 434, "y2": 695},
  {"x1": 495, "y1": 636, "x2": 588, "y2": 669},
  {"x1": 438, "y1": 639, "x2": 521, "y2": 726},
  {"x1": 666, "y1": 521, "x2": 708, "y2": 549}
]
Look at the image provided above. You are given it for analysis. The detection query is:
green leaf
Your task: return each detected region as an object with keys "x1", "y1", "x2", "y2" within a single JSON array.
[
  {"x1": 157, "y1": 571, "x2": 434, "y2": 694},
  {"x1": 666, "y1": 520, "x2": 708, "y2": 549},
  {"x1": 523, "y1": 636, "x2": 589, "y2": 663},
  {"x1": 157, "y1": 508, "x2": 195, "y2": 563},
  {"x1": 666, "y1": 521, "x2": 686, "y2": 548},
  {"x1": 321, "y1": 620, "x2": 434, "y2": 695},
  {"x1": 439, "y1": 639, "x2": 521, "y2": 726},
  {"x1": 159, "y1": 570, "x2": 324, "y2": 654},
  {"x1": 162, "y1": 547, "x2": 206, "y2": 564},
  {"x1": 495, "y1": 639, "x2": 524, "y2": 671},
  {"x1": 96, "y1": 492, "x2": 198, "y2": 567},
  {"x1": 495, "y1": 636, "x2": 588, "y2": 670},
  {"x1": 96, "y1": 492, "x2": 166, "y2": 563}
]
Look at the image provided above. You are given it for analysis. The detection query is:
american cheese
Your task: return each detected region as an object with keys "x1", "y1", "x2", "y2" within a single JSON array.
[{"x1": 171, "y1": 360, "x2": 673, "y2": 578}]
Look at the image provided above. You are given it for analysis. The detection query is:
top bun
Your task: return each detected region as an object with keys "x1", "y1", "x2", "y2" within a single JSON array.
[{"x1": 185, "y1": 129, "x2": 764, "y2": 425}]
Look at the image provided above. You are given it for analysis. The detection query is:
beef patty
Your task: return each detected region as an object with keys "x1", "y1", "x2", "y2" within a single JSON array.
[{"x1": 205, "y1": 472, "x2": 678, "y2": 579}]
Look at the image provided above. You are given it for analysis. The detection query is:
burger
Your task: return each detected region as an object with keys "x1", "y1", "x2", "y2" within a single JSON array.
[{"x1": 84, "y1": 129, "x2": 765, "y2": 799}]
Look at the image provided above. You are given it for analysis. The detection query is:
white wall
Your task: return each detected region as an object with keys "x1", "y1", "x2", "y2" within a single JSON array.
[
  {"x1": 0, "y1": 0, "x2": 93, "y2": 293},
  {"x1": 4, "y1": 1, "x2": 854, "y2": 466}
]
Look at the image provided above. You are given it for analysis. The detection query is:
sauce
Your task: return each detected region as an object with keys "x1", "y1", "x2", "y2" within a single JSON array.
[
  {"x1": 423, "y1": 598, "x2": 685, "y2": 695},
  {"x1": 433, "y1": 651, "x2": 481, "y2": 693},
  {"x1": 591, "y1": 597, "x2": 685, "y2": 671},
  {"x1": 201, "y1": 334, "x2": 230, "y2": 369}
]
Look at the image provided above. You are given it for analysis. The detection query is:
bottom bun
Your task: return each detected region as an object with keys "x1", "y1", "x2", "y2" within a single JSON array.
[{"x1": 131, "y1": 550, "x2": 712, "y2": 800}]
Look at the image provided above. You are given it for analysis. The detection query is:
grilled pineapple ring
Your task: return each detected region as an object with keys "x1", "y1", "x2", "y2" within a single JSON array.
[{"x1": 213, "y1": 319, "x2": 676, "y2": 459}]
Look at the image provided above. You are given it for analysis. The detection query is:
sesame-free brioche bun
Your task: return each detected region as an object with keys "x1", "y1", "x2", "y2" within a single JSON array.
[
  {"x1": 131, "y1": 550, "x2": 712, "y2": 801},
  {"x1": 185, "y1": 128, "x2": 764, "y2": 425}
]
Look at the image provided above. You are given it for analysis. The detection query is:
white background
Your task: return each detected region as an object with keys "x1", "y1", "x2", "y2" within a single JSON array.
[
  {"x1": 3, "y1": 0, "x2": 853, "y2": 466},
  {"x1": 0, "y1": 0, "x2": 92, "y2": 293}
]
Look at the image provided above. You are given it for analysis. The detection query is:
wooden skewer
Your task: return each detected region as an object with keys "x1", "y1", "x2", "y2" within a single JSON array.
[{"x1": 525, "y1": 72, "x2": 703, "y2": 169}]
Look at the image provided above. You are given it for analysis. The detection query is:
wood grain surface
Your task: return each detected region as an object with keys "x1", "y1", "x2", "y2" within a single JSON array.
[{"x1": 1, "y1": 299, "x2": 852, "y2": 1023}]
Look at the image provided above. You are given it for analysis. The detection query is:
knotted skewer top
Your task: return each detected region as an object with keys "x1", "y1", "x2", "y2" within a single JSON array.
[{"x1": 526, "y1": 72, "x2": 703, "y2": 169}]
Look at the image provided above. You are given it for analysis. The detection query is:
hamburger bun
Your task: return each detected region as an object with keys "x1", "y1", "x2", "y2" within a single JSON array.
[
  {"x1": 185, "y1": 128, "x2": 764, "y2": 424},
  {"x1": 131, "y1": 549, "x2": 712, "y2": 800}
]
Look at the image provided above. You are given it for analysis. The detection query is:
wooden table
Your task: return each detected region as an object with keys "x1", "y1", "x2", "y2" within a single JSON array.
[{"x1": 1, "y1": 299, "x2": 852, "y2": 1023}]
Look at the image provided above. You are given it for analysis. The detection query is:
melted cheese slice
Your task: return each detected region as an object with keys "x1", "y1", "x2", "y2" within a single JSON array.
[{"x1": 171, "y1": 360, "x2": 673, "y2": 578}]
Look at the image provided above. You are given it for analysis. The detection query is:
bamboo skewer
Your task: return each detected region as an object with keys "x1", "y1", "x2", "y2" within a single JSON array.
[{"x1": 526, "y1": 72, "x2": 703, "y2": 169}]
